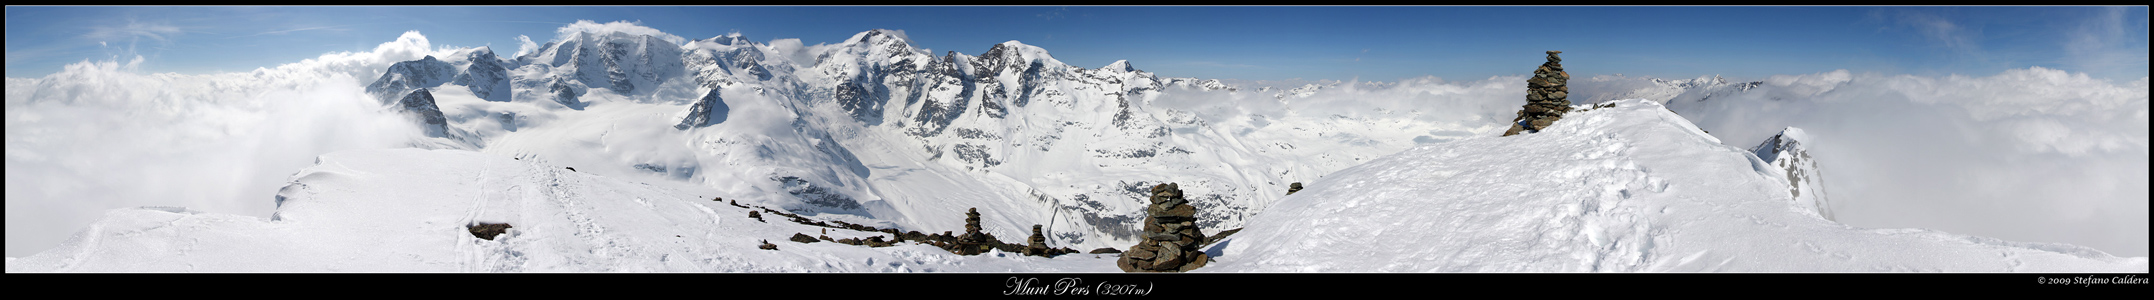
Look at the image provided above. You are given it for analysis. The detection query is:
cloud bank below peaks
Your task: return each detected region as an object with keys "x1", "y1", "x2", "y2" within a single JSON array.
[
  {"x1": 553, "y1": 20, "x2": 688, "y2": 46},
  {"x1": 3, "y1": 30, "x2": 468, "y2": 257}
]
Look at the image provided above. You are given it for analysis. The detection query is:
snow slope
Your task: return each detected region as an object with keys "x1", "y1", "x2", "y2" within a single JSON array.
[
  {"x1": 3, "y1": 148, "x2": 1120, "y2": 272},
  {"x1": 1200, "y1": 99, "x2": 2146, "y2": 272},
  {"x1": 12, "y1": 99, "x2": 2141, "y2": 272}
]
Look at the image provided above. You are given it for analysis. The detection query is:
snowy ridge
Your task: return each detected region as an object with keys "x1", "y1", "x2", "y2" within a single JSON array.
[
  {"x1": 1750, "y1": 127, "x2": 1832, "y2": 221},
  {"x1": 1200, "y1": 99, "x2": 2144, "y2": 272}
]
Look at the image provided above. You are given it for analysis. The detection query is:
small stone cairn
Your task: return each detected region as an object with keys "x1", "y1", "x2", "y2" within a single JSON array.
[
  {"x1": 1117, "y1": 183, "x2": 1209, "y2": 272},
  {"x1": 1505, "y1": 51, "x2": 1571, "y2": 136},
  {"x1": 953, "y1": 208, "x2": 996, "y2": 255}
]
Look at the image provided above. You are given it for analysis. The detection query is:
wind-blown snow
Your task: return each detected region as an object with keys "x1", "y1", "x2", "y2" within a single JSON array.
[
  {"x1": 1201, "y1": 99, "x2": 2146, "y2": 272},
  {"x1": 1633, "y1": 69, "x2": 2150, "y2": 257}
]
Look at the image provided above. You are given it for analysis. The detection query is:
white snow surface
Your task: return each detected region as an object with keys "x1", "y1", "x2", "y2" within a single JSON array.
[
  {"x1": 10, "y1": 100, "x2": 2142, "y2": 272},
  {"x1": 4, "y1": 148, "x2": 1120, "y2": 272},
  {"x1": 1200, "y1": 99, "x2": 2146, "y2": 272}
]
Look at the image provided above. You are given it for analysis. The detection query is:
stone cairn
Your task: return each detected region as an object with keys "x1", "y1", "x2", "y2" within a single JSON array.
[
  {"x1": 953, "y1": 208, "x2": 996, "y2": 255},
  {"x1": 1504, "y1": 51, "x2": 1571, "y2": 137},
  {"x1": 1117, "y1": 183, "x2": 1209, "y2": 272}
]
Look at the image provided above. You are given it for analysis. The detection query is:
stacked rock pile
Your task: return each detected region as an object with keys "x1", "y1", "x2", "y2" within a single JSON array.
[
  {"x1": 953, "y1": 208, "x2": 997, "y2": 255},
  {"x1": 1018, "y1": 225, "x2": 1077, "y2": 257},
  {"x1": 1024, "y1": 225, "x2": 1050, "y2": 256},
  {"x1": 1117, "y1": 183, "x2": 1209, "y2": 272},
  {"x1": 1505, "y1": 51, "x2": 1571, "y2": 136}
]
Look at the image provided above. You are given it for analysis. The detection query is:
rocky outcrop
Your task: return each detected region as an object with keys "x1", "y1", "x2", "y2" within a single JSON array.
[
  {"x1": 397, "y1": 89, "x2": 450, "y2": 138},
  {"x1": 1203, "y1": 227, "x2": 1242, "y2": 247},
  {"x1": 758, "y1": 240, "x2": 778, "y2": 250},
  {"x1": 547, "y1": 78, "x2": 584, "y2": 110},
  {"x1": 454, "y1": 49, "x2": 512, "y2": 102},
  {"x1": 467, "y1": 222, "x2": 512, "y2": 240},
  {"x1": 1090, "y1": 247, "x2": 1123, "y2": 254},
  {"x1": 366, "y1": 55, "x2": 457, "y2": 103},
  {"x1": 1505, "y1": 51, "x2": 1571, "y2": 136},
  {"x1": 1287, "y1": 182, "x2": 1303, "y2": 195},
  {"x1": 789, "y1": 233, "x2": 819, "y2": 243},
  {"x1": 1750, "y1": 127, "x2": 1833, "y2": 221},
  {"x1": 675, "y1": 88, "x2": 729, "y2": 130},
  {"x1": 748, "y1": 210, "x2": 764, "y2": 222},
  {"x1": 1117, "y1": 183, "x2": 1209, "y2": 272}
]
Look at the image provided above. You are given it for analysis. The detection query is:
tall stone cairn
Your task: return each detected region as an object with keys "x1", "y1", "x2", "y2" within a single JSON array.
[
  {"x1": 953, "y1": 207, "x2": 995, "y2": 255},
  {"x1": 1117, "y1": 183, "x2": 1210, "y2": 272},
  {"x1": 1504, "y1": 51, "x2": 1571, "y2": 137}
]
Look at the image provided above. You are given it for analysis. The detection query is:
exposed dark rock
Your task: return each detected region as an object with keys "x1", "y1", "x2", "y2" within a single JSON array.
[
  {"x1": 790, "y1": 233, "x2": 819, "y2": 243},
  {"x1": 1203, "y1": 227, "x2": 1243, "y2": 247},
  {"x1": 759, "y1": 240, "x2": 778, "y2": 250},
  {"x1": 468, "y1": 222, "x2": 513, "y2": 240},
  {"x1": 396, "y1": 89, "x2": 450, "y2": 138},
  {"x1": 548, "y1": 78, "x2": 583, "y2": 109},
  {"x1": 1505, "y1": 51, "x2": 1572, "y2": 136},
  {"x1": 1287, "y1": 182, "x2": 1303, "y2": 195},
  {"x1": 864, "y1": 235, "x2": 894, "y2": 247},
  {"x1": 455, "y1": 49, "x2": 511, "y2": 102},
  {"x1": 675, "y1": 88, "x2": 729, "y2": 130},
  {"x1": 365, "y1": 55, "x2": 456, "y2": 103},
  {"x1": 748, "y1": 210, "x2": 764, "y2": 222},
  {"x1": 1090, "y1": 247, "x2": 1124, "y2": 254}
]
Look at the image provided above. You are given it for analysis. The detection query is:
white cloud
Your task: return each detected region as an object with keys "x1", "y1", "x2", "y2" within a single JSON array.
[
  {"x1": 1897, "y1": 11, "x2": 1975, "y2": 52},
  {"x1": 84, "y1": 20, "x2": 184, "y2": 60},
  {"x1": 83, "y1": 20, "x2": 181, "y2": 43},
  {"x1": 2061, "y1": 7, "x2": 2151, "y2": 81},
  {"x1": 4, "y1": 31, "x2": 457, "y2": 257},
  {"x1": 1656, "y1": 68, "x2": 2149, "y2": 256},
  {"x1": 514, "y1": 35, "x2": 539, "y2": 58},
  {"x1": 553, "y1": 20, "x2": 687, "y2": 46}
]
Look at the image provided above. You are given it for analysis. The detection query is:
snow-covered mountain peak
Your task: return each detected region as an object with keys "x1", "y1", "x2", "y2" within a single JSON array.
[
  {"x1": 701, "y1": 32, "x2": 754, "y2": 46},
  {"x1": 1102, "y1": 60, "x2": 1135, "y2": 73},
  {"x1": 551, "y1": 20, "x2": 689, "y2": 46},
  {"x1": 521, "y1": 29, "x2": 688, "y2": 97}
]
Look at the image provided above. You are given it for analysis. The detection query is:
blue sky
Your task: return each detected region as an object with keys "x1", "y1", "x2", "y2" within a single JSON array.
[{"x1": 7, "y1": 6, "x2": 2148, "y2": 82}]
